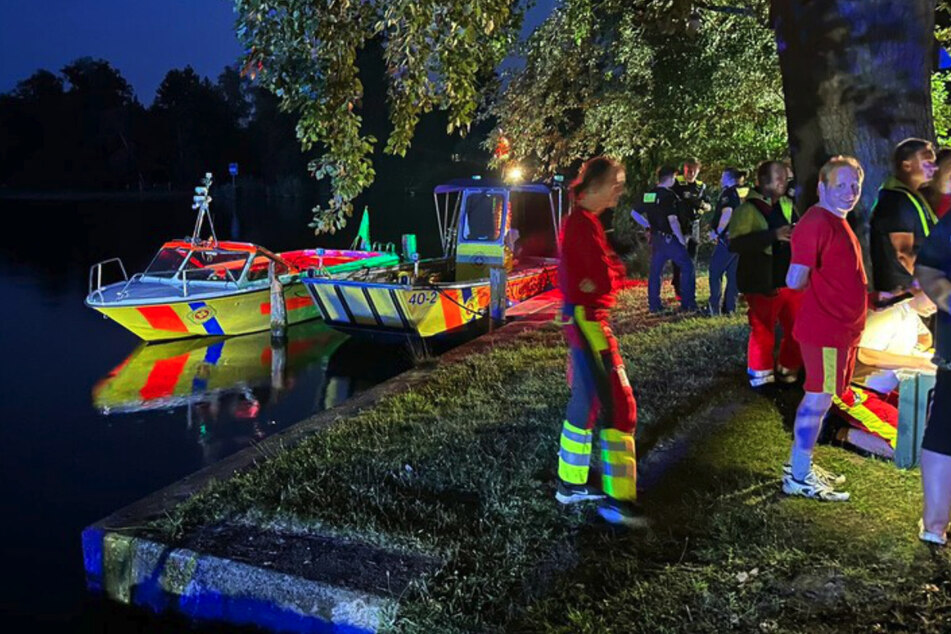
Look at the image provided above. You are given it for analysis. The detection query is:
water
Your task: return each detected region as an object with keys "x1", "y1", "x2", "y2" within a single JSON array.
[{"x1": 0, "y1": 193, "x2": 433, "y2": 629}]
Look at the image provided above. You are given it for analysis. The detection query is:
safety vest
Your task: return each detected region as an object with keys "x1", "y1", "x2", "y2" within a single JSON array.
[
  {"x1": 874, "y1": 179, "x2": 938, "y2": 238},
  {"x1": 779, "y1": 196, "x2": 794, "y2": 223}
]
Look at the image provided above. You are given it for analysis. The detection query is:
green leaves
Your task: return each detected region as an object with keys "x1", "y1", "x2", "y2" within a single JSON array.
[
  {"x1": 235, "y1": 0, "x2": 524, "y2": 233},
  {"x1": 491, "y1": 0, "x2": 786, "y2": 185}
]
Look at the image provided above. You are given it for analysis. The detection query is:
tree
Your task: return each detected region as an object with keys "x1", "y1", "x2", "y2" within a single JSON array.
[
  {"x1": 151, "y1": 67, "x2": 239, "y2": 185},
  {"x1": 490, "y1": 0, "x2": 786, "y2": 185},
  {"x1": 234, "y1": 0, "x2": 526, "y2": 232},
  {"x1": 770, "y1": 0, "x2": 936, "y2": 242}
]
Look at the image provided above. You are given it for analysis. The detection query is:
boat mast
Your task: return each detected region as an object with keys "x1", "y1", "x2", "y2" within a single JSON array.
[{"x1": 191, "y1": 172, "x2": 219, "y2": 246}]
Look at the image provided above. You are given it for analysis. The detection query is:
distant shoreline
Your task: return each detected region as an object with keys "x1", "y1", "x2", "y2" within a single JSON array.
[{"x1": 0, "y1": 189, "x2": 191, "y2": 202}]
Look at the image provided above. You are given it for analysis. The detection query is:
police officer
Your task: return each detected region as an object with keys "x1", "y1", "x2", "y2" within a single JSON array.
[
  {"x1": 707, "y1": 167, "x2": 742, "y2": 315},
  {"x1": 671, "y1": 157, "x2": 710, "y2": 299},
  {"x1": 870, "y1": 138, "x2": 938, "y2": 296},
  {"x1": 644, "y1": 165, "x2": 697, "y2": 313}
]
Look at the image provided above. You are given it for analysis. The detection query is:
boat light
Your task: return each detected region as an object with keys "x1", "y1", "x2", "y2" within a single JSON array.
[{"x1": 505, "y1": 165, "x2": 524, "y2": 183}]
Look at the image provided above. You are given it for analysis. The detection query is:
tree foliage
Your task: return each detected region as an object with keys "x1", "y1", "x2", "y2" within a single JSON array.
[
  {"x1": 491, "y1": 0, "x2": 786, "y2": 185},
  {"x1": 235, "y1": 0, "x2": 526, "y2": 233}
]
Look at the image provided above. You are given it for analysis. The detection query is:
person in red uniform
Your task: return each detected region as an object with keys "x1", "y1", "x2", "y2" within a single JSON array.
[
  {"x1": 782, "y1": 156, "x2": 867, "y2": 501},
  {"x1": 554, "y1": 156, "x2": 645, "y2": 528}
]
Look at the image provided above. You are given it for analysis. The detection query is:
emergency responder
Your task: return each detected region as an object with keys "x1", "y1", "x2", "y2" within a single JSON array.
[
  {"x1": 555, "y1": 156, "x2": 646, "y2": 528},
  {"x1": 644, "y1": 165, "x2": 697, "y2": 313},
  {"x1": 783, "y1": 156, "x2": 866, "y2": 502},
  {"x1": 870, "y1": 138, "x2": 938, "y2": 296},
  {"x1": 671, "y1": 158, "x2": 710, "y2": 299},
  {"x1": 707, "y1": 167, "x2": 742, "y2": 315},
  {"x1": 915, "y1": 202, "x2": 951, "y2": 545},
  {"x1": 729, "y1": 160, "x2": 802, "y2": 387}
]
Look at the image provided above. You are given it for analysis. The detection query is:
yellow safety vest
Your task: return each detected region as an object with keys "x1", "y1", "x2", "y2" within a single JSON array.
[
  {"x1": 875, "y1": 181, "x2": 938, "y2": 238},
  {"x1": 779, "y1": 196, "x2": 794, "y2": 223}
]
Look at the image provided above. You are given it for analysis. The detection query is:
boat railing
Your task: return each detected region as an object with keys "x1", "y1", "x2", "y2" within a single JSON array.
[{"x1": 88, "y1": 258, "x2": 129, "y2": 302}]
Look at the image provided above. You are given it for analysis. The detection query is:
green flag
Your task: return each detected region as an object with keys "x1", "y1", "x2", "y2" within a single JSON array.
[{"x1": 354, "y1": 206, "x2": 371, "y2": 250}]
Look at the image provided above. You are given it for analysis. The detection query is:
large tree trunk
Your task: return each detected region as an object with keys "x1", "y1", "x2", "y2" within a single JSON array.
[{"x1": 771, "y1": 0, "x2": 936, "y2": 251}]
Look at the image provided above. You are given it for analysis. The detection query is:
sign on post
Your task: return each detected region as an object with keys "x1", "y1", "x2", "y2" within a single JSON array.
[{"x1": 229, "y1": 163, "x2": 239, "y2": 177}]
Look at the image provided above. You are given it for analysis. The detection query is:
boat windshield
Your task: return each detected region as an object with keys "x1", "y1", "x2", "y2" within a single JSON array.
[
  {"x1": 462, "y1": 192, "x2": 505, "y2": 242},
  {"x1": 181, "y1": 249, "x2": 249, "y2": 282},
  {"x1": 144, "y1": 247, "x2": 191, "y2": 278}
]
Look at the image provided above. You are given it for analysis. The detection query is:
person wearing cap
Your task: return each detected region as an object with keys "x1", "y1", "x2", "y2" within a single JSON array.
[
  {"x1": 782, "y1": 155, "x2": 867, "y2": 502},
  {"x1": 671, "y1": 158, "x2": 710, "y2": 300},
  {"x1": 643, "y1": 165, "x2": 697, "y2": 313},
  {"x1": 707, "y1": 167, "x2": 742, "y2": 315},
  {"x1": 728, "y1": 160, "x2": 802, "y2": 387}
]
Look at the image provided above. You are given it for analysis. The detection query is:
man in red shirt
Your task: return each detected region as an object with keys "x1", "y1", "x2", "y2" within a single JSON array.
[
  {"x1": 555, "y1": 156, "x2": 645, "y2": 528},
  {"x1": 783, "y1": 156, "x2": 867, "y2": 501}
]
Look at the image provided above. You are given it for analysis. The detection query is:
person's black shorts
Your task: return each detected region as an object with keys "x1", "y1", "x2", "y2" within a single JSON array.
[{"x1": 922, "y1": 370, "x2": 951, "y2": 456}]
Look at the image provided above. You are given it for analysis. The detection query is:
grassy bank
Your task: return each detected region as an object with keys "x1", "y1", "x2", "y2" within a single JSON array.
[{"x1": 156, "y1": 281, "x2": 950, "y2": 632}]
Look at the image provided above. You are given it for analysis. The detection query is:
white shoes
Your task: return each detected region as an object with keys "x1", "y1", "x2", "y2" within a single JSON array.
[{"x1": 782, "y1": 468, "x2": 850, "y2": 502}]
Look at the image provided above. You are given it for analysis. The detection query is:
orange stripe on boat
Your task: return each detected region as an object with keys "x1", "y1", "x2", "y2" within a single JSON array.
[
  {"x1": 138, "y1": 305, "x2": 189, "y2": 333},
  {"x1": 139, "y1": 353, "x2": 190, "y2": 401},
  {"x1": 440, "y1": 290, "x2": 463, "y2": 331},
  {"x1": 259, "y1": 296, "x2": 312, "y2": 314}
]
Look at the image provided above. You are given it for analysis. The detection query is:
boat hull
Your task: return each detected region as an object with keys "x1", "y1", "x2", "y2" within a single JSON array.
[
  {"x1": 303, "y1": 265, "x2": 558, "y2": 339},
  {"x1": 90, "y1": 281, "x2": 318, "y2": 342}
]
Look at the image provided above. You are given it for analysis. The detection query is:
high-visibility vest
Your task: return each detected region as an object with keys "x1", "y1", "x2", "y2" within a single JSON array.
[
  {"x1": 779, "y1": 196, "x2": 794, "y2": 223},
  {"x1": 874, "y1": 182, "x2": 938, "y2": 238}
]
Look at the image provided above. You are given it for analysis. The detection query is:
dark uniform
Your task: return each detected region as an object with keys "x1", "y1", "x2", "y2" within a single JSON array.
[
  {"x1": 671, "y1": 176, "x2": 708, "y2": 298},
  {"x1": 916, "y1": 213, "x2": 951, "y2": 458},
  {"x1": 643, "y1": 186, "x2": 697, "y2": 312},
  {"x1": 708, "y1": 185, "x2": 741, "y2": 314},
  {"x1": 869, "y1": 176, "x2": 939, "y2": 293}
]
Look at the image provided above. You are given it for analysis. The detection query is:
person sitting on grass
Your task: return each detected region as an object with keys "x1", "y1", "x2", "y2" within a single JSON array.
[
  {"x1": 829, "y1": 293, "x2": 937, "y2": 459},
  {"x1": 554, "y1": 156, "x2": 646, "y2": 529},
  {"x1": 783, "y1": 155, "x2": 867, "y2": 502}
]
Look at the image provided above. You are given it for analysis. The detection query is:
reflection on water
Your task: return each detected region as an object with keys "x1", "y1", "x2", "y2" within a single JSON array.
[
  {"x1": 92, "y1": 320, "x2": 356, "y2": 466},
  {"x1": 0, "y1": 196, "x2": 421, "y2": 628}
]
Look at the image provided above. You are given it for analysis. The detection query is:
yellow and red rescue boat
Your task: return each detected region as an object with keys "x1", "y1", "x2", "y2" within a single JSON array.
[
  {"x1": 86, "y1": 174, "x2": 398, "y2": 341},
  {"x1": 303, "y1": 178, "x2": 563, "y2": 339}
]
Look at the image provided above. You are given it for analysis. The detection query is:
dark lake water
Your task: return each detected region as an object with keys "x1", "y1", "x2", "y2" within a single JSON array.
[{"x1": 0, "y1": 192, "x2": 440, "y2": 630}]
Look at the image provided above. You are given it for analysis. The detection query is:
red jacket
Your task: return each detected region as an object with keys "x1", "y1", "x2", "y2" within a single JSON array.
[{"x1": 558, "y1": 206, "x2": 625, "y2": 310}]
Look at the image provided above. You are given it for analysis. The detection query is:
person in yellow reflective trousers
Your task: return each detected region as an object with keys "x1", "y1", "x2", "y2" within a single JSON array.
[{"x1": 555, "y1": 156, "x2": 646, "y2": 528}]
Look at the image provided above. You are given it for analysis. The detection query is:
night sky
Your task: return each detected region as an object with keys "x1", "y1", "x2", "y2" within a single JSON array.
[{"x1": 0, "y1": 0, "x2": 556, "y2": 105}]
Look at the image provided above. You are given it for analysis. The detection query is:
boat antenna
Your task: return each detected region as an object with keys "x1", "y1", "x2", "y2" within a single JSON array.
[{"x1": 191, "y1": 172, "x2": 219, "y2": 246}]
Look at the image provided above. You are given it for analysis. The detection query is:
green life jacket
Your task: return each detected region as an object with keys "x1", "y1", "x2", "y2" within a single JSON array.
[{"x1": 874, "y1": 176, "x2": 938, "y2": 238}]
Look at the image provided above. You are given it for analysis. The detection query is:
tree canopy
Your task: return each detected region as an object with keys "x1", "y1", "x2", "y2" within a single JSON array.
[
  {"x1": 234, "y1": 0, "x2": 526, "y2": 232},
  {"x1": 491, "y1": 0, "x2": 785, "y2": 185},
  {"x1": 237, "y1": 0, "x2": 951, "y2": 234}
]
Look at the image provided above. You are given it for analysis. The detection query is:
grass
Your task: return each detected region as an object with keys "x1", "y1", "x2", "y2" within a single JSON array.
[{"x1": 155, "y1": 280, "x2": 951, "y2": 632}]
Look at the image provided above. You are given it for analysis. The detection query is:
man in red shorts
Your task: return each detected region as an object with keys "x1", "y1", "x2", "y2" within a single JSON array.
[{"x1": 782, "y1": 156, "x2": 867, "y2": 501}]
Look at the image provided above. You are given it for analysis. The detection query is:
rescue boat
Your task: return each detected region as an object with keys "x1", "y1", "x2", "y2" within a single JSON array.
[
  {"x1": 302, "y1": 178, "x2": 563, "y2": 339},
  {"x1": 85, "y1": 174, "x2": 398, "y2": 341},
  {"x1": 92, "y1": 319, "x2": 347, "y2": 415}
]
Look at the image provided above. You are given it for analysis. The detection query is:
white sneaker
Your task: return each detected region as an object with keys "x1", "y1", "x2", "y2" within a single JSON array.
[
  {"x1": 748, "y1": 369, "x2": 775, "y2": 387},
  {"x1": 783, "y1": 462, "x2": 846, "y2": 487},
  {"x1": 782, "y1": 471, "x2": 850, "y2": 502}
]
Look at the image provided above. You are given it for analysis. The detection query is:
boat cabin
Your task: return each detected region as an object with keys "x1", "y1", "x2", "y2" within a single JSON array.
[{"x1": 434, "y1": 179, "x2": 562, "y2": 282}]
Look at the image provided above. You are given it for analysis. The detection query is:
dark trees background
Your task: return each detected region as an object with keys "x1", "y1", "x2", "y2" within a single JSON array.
[{"x1": 0, "y1": 59, "x2": 322, "y2": 191}]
